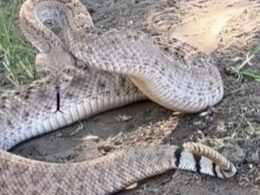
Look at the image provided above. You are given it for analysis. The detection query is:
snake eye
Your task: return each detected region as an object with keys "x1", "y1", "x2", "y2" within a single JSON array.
[
  {"x1": 63, "y1": 78, "x2": 70, "y2": 83},
  {"x1": 61, "y1": 67, "x2": 76, "y2": 75},
  {"x1": 59, "y1": 75, "x2": 73, "y2": 90},
  {"x1": 37, "y1": 69, "x2": 51, "y2": 80}
]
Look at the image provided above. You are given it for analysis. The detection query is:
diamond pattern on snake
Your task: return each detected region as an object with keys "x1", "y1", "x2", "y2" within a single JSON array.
[{"x1": 1, "y1": 0, "x2": 259, "y2": 194}]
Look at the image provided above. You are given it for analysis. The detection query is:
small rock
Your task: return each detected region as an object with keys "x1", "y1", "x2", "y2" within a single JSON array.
[
  {"x1": 115, "y1": 114, "x2": 133, "y2": 122},
  {"x1": 222, "y1": 144, "x2": 246, "y2": 164},
  {"x1": 246, "y1": 150, "x2": 260, "y2": 164},
  {"x1": 193, "y1": 121, "x2": 207, "y2": 130},
  {"x1": 81, "y1": 135, "x2": 100, "y2": 142},
  {"x1": 199, "y1": 111, "x2": 209, "y2": 117}
]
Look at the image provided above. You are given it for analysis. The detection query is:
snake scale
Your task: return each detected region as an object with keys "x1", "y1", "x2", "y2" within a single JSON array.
[{"x1": 0, "y1": 0, "x2": 247, "y2": 194}]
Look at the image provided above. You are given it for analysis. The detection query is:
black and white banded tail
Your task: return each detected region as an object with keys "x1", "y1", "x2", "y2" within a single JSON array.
[{"x1": 172, "y1": 142, "x2": 237, "y2": 179}]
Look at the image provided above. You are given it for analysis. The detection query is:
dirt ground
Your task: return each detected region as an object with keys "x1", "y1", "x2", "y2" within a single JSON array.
[{"x1": 6, "y1": 0, "x2": 260, "y2": 194}]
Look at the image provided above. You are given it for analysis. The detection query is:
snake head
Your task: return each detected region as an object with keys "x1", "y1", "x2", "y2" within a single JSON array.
[{"x1": 35, "y1": 47, "x2": 77, "y2": 91}]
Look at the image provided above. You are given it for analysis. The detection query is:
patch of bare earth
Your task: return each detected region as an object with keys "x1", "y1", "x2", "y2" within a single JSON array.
[{"x1": 8, "y1": 0, "x2": 260, "y2": 194}]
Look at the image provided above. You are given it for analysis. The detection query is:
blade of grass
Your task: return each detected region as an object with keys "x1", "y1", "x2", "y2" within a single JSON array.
[
  {"x1": 228, "y1": 46, "x2": 260, "y2": 82},
  {"x1": 0, "y1": 1, "x2": 36, "y2": 86}
]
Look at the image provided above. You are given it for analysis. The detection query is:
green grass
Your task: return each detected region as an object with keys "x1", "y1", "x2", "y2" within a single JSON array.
[
  {"x1": 0, "y1": 1, "x2": 35, "y2": 87},
  {"x1": 228, "y1": 46, "x2": 260, "y2": 82}
]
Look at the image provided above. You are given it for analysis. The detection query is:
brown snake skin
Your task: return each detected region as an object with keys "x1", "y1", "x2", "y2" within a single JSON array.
[{"x1": 5, "y1": 0, "x2": 260, "y2": 194}]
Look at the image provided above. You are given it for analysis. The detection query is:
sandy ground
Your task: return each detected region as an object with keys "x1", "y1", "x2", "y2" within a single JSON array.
[{"x1": 4, "y1": 0, "x2": 260, "y2": 194}]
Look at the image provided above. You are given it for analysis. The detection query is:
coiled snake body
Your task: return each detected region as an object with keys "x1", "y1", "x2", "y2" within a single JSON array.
[{"x1": 0, "y1": 0, "x2": 240, "y2": 194}]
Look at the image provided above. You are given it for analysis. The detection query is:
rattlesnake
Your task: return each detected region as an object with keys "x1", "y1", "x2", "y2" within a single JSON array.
[{"x1": 4, "y1": 0, "x2": 260, "y2": 194}]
